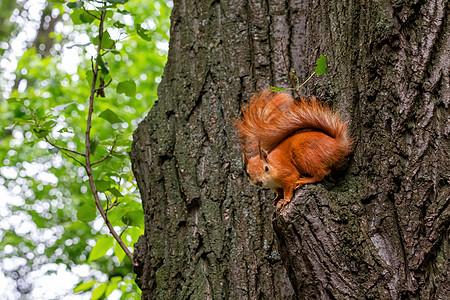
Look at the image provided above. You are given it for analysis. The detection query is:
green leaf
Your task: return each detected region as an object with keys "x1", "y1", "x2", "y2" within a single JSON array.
[
  {"x1": 67, "y1": 1, "x2": 83, "y2": 9},
  {"x1": 107, "y1": 188, "x2": 123, "y2": 198},
  {"x1": 95, "y1": 180, "x2": 110, "y2": 192},
  {"x1": 88, "y1": 235, "x2": 115, "y2": 262},
  {"x1": 24, "y1": 140, "x2": 36, "y2": 147},
  {"x1": 29, "y1": 211, "x2": 48, "y2": 228},
  {"x1": 80, "y1": 12, "x2": 94, "y2": 23},
  {"x1": 98, "y1": 109, "x2": 123, "y2": 124},
  {"x1": 97, "y1": 57, "x2": 109, "y2": 75},
  {"x1": 42, "y1": 120, "x2": 56, "y2": 130},
  {"x1": 74, "y1": 280, "x2": 96, "y2": 293},
  {"x1": 6, "y1": 97, "x2": 27, "y2": 103},
  {"x1": 77, "y1": 204, "x2": 97, "y2": 222},
  {"x1": 90, "y1": 135, "x2": 99, "y2": 155},
  {"x1": 71, "y1": 10, "x2": 94, "y2": 24},
  {"x1": 270, "y1": 87, "x2": 287, "y2": 92},
  {"x1": 113, "y1": 21, "x2": 126, "y2": 28},
  {"x1": 136, "y1": 23, "x2": 152, "y2": 41},
  {"x1": 126, "y1": 227, "x2": 144, "y2": 244},
  {"x1": 86, "y1": 70, "x2": 99, "y2": 88},
  {"x1": 85, "y1": 10, "x2": 101, "y2": 19},
  {"x1": 114, "y1": 241, "x2": 126, "y2": 262},
  {"x1": 92, "y1": 31, "x2": 114, "y2": 50},
  {"x1": 315, "y1": 55, "x2": 327, "y2": 75},
  {"x1": 91, "y1": 282, "x2": 107, "y2": 300},
  {"x1": 106, "y1": 200, "x2": 143, "y2": 226},
  {"x1": 105, "y1": 280, "x2": 119, "y2": 298},
  {"x1": 70, "y1": 10, "x2": 82, "y2": 24},
  {"x1": 33, "y1": 128, "x2": 49, "y2": 138},
  {"x1": 57, "y1": 127, "x2": 70, "y2": 133},
  {"x1": 48, "y1": 147, "x2": 59, "y2": 154},
  {"x1": 116, "y1": 80, "x2": 136, "y2": 97},
  {"x1": 107, "y1": 0, "x2": 126, "y2": 4},
  {"x1": 122, "y1": 210, "x2": 144, "y2": 227}
]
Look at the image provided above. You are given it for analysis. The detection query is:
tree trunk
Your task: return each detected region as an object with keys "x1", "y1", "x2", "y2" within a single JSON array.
[{"x1": 130, "y1": 0, "x2": 449, "y2": 299}]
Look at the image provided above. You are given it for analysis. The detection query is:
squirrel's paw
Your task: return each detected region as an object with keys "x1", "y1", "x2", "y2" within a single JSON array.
[
  {"x1": 294, "y1": 182, "x2": 303, "y2": 190},
  {"x1": 273, "y1": 196, "x2": 282, "y2": 206},
  {"x1": 276, "y1": 199, "x2": 290, "y2": 210}
]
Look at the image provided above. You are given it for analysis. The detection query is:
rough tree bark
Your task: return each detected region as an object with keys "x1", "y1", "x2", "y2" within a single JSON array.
[{"x1": 130, "y1": 0, "x2": 449, "y2": 299}]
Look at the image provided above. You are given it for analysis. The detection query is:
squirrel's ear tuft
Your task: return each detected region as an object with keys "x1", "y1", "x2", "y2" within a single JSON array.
[
  {"x1": 260, "y1": 149, "x2": 269, "y2": 164},
  {"x1": 242, "y1": 152, "x2": 249, "y2": 165},
  {"x1": 258, "y1": 140, "x2": 269, "y2": 163}
]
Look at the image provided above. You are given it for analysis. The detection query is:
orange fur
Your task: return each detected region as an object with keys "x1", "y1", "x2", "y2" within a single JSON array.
[{"x1": 235, "y1": 90, "x2": 352, "y2": 209}]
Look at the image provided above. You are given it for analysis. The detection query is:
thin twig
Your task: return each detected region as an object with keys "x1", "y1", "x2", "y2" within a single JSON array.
[
  {"x1": 298, "y1": 72, "x2": 316, "y2": 90},
  {"x1": 119, "y1": 218, "x2": 130, "y2": 238},
  {"x1": 84, "y1": 9, "x2": 134, "y2": 265},
  {"x1": 59, "y1": 149, "x2": 86, "y2": 168},
  {"x1": 91, "y1": 136, "x2": 117, "y2": 165},
  {"x1": 83, "y1": 7, "x2": 101, "y2": 20},
  {"x1": 103, "y1": 78, "x2": 112, "y2": 88},
  {"x1": 105, "y1": 197, "x2": 119, "y2": 213},
  {"x1": 45, "y1": 137, "x2": 86, "y2": 157},
  {"x1": 44, "y1": 136, "x2": 86, "y2": 166},
  {"x1": 280, "y1": 37, "x2": 302, "y2": 100},
  {"x1": 94, "y1": 78, "x2": 113, "y2": 96},
  {"x1": 102, "y1": 40, "x2": 118, "y2": 53}
]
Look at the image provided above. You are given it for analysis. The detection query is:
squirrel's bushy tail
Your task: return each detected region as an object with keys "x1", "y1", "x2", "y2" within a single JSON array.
[
  {"x1": 235, "y1": 90, "x2": 293, "y2": 156},
  {"x1": 235, "y1": 90, "x2": 352, "y2": 157}
]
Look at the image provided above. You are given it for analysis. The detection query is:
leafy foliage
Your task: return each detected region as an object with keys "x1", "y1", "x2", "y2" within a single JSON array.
[
  {"x1": 269, "y1": 86, "x2": 287, "y2": 92},
  {"x1": 270, "y1": 55, "x2": 328, "y2": 94},
  {"x1": 0, "y1": 0, "x2": 171, "y2": 298},
  {"x1": 315, "y1": 55, "x2": 328, "y2": 75}
]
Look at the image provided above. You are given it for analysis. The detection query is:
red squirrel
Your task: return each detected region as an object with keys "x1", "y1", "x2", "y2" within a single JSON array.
[{"x1": 235, "y1": 90, "x2": 352, "y2": 209}]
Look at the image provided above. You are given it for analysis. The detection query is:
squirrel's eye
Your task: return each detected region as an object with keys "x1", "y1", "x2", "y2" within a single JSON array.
[{"x1": 264, "y1": 166, "x2": 269, "y2": 172}]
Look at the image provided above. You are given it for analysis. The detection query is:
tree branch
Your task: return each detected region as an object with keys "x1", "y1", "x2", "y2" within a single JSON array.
[
  {"x1": 84, "y1": 10, "x2": 134, "y2": 265},
  {"x1": 45, "y1": 137, "x2": 86, "y2": 157}
]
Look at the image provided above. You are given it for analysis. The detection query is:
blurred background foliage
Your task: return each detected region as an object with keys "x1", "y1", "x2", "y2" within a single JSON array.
[{"x1": 0, "y1": 0, "x2": 171, "y2": 298}]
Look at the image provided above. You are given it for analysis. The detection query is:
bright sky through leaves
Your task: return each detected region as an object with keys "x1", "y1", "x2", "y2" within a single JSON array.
[{"x1": 0, "y1": 0, "x2": 171, "y2": 298}]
